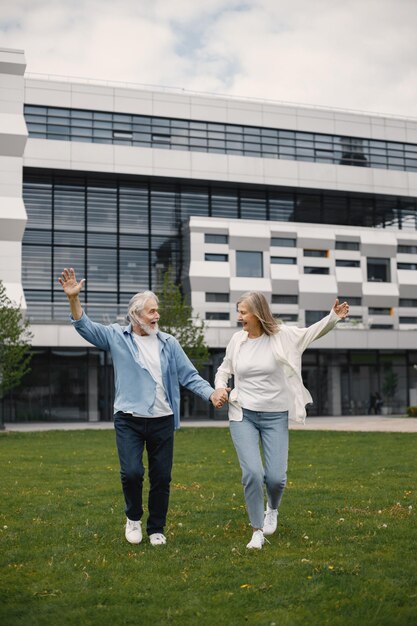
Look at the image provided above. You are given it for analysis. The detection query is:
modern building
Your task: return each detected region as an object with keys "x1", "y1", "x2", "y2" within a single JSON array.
[{"x1": 1, "y1": 47, "x2": 417, "y2": 422}]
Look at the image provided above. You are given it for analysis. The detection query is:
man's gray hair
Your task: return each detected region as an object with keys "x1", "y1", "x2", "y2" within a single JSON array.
[{"x1": 127, "y1": 291, "x2": 159, "y2": 326}]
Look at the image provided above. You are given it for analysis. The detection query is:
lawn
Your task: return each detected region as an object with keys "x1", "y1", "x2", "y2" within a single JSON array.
[{"x1": 0, "y1": 428, "x2": 416, "y2": 626}]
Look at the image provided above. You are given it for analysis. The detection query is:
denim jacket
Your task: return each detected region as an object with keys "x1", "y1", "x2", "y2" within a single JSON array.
[
  {"x1": 215, "y1": 309, "x2": 340, "y2": 424},
  {"x1": 71, "y1": 312, "x2": 215, "y2": 429}
]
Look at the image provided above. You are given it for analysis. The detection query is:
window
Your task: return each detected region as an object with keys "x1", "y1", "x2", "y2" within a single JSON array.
[
  {"x1": 271, "y1": 237, "x2": 296, "y2": 247},
  {"x1": 335, "y1": 241, "x2": 360, "y2": 251},
  {"x1": 113, "y1": 131, "x2": 133, "y2": 139},
  {"x1": 272, "y1": 294, "x2": 298, "y2": 304},
  {"x1": 342, "y1": 315, "x2": 362, "y2": 322},
  {"x1": 269, "y1": 194, "x2": 295, "y2": 221},
  {"x1": 22, "y1": 246, "x2": 52, "y2": 289},
  {"x1": 399, "y1": 298, "x2": 417, "y2": 307},
  {"x1": 211, "y1": 189, "x2": 238, "y2": 218},
  {"x1": 240, "y1": 192, "x2": 267, "y2": 220},
  {"x1": 152, "y1": 134, "x2": 171, "y2": 143},
  {"x1": 205, "y1": 233, "x2": 228, "y2": 244},
  {"x1": 305, "y1": 311, "x2": 329, "y2": 325},
  {"x1": 205, "y1": 292, "x2": 229, "y2": 302},
  {"x1": 276, "y1": 313, "x2": 298, "y2": 322},
  {"x1": 271, "y1": 256, "x2": 297, "y2": 264},
  {"x1": 304, "y1": 249, "x2": 328, "y2": 257},
  {"x1": 23, "y1": 105, "x2": 417, "y2": 173},
  {"x1": 87, "y1": 248, "x2": 117, "y2": 291},
  {"x1": 205, "y1": 253, "x2": 228, "y2": 262},
  {"x1": 369, "y1": 307, "x2": 392, "y2": 315},
  {"x1": 399, "y1": 317, "x2": 417, "y2": 324},
  {"x1": 339, "y1": 296, "x2": 362, "y2": 305},
  {"x1": 370, "y1": 324, "x2": 393, "y2": 329},
  {"x1": 336, "y1": 259, "x2": 360, "y2": 267},
  {"x1": 205, "y1": 312, "x2": 230, "y2": 320},
  {"x1": 398, "y1": 244, "x2": 417, "y2": 254},
  {"x1": 398, "y1": 262, "x2": 417, "y2": 270},
  {"x1": 304, "y1": 267, "x2": 330, "y2": 274},
  {"x1": 120, "y1": 249, "x2": 149, "y2": 292},
  {"x1": 236, "y1": 251, "x2": 263, "y2": 277},
  {"x1": 367, "y1": 258, "x2": 390, "y2": 282}
]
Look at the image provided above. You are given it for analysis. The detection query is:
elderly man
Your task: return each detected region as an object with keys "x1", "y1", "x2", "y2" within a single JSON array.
[{"x1": 59, "y1": 267, "x2": 228, "y2": 547}]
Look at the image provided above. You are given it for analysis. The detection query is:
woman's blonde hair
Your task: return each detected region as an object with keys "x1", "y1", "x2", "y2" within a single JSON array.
[{"x1": 237, "y1": 291, "x2": 280, "y2": 336}]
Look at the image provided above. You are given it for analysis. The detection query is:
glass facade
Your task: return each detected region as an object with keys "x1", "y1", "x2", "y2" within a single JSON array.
[
  {"x1": 22, "y1": 171, "x2": 417, "y2": 322},
  {"x1": 24, "y1": 105, "x2": 417, "y2": 173},
  {"x1": 1, "y1": 348, "x2": 214, "y2": 423},
  {"x1": 12, "y1": 168, "x2": 417, "y2": 422},
  {"x1": 1, "y1": 348, "x2": 112, "y2": 422},
  {"x1": 4, "y1": 348, "x2": 415, "y2": 422},
  {"x1": 301, "y1": 350, "x2": 417, "y2": 416}
]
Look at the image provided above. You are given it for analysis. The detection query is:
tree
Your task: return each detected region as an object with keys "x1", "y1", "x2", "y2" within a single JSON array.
[
  {"x1": 0, "y1": 281, "x2": 33, "y2": 429},
  {"x1": 157, "y1": 268, "x2": 209, "y2": 372}
]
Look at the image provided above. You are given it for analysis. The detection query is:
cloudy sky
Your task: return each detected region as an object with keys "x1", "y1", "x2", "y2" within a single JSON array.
[{"x1": 1, "y1": 0, "x2": 416, "y2": 117}]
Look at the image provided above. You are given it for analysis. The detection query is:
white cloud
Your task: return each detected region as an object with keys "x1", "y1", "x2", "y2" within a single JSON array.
[{"x1": 0, "y1": 0, "x2": 416, "y2": 116}]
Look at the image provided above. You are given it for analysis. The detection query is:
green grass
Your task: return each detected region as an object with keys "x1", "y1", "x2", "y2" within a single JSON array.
[{"x1": 0, "y1": 428, "x2": 416, "y2": 626}]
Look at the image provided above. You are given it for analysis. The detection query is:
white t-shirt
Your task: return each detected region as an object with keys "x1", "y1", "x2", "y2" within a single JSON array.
[
  {"x1": 235, "y1": 333, "x2": 289, "y2": 412},
  {"x1": 133, "y1": 333, "x2": 172, "y2": 417}
]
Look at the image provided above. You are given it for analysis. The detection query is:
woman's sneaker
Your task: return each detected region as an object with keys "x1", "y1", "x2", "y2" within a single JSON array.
[
  {"x1": 125, "y1": 518, "x2": 142, "y2": 544},
  {"x1": 263, "y1": 506, "x2": 278, "y2": 536},
  {"x1": 246, "y1": 529, "x2": 265, "y2": 549}
]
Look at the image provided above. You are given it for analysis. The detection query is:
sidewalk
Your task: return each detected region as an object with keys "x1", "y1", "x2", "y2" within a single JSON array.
[{"x1": 3, "y1": 415, "x2": 417, "y2": 433}]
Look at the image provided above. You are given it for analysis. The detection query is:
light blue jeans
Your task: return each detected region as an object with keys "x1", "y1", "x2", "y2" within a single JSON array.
[{"x1": 229, "y1": 408, "x2": 289, "y2": 529}]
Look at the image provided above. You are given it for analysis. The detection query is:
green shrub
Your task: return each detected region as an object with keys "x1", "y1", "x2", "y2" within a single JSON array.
[{"x1": 406, "y1": 406, "x2": 417, "y2": 417}]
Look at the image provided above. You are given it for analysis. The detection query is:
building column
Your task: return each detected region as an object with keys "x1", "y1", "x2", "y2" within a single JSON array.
[
  {"x1": 88, "y1": 364, "x2": 99, "y2": 422},
  {"x1": 327, "y1": 358, "x2": 342, "y2": 416},
  {"x1": 0, "y1": 48, "x2": 28, "y2": 306}
]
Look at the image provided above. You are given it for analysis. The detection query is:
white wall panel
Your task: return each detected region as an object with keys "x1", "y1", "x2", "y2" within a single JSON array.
[
  {"x1": 152, "y1": 94, "x2": 191, "y2": 119},
  {"x1": 0, "y1": 48, "x2": 27, "y2": 307}
]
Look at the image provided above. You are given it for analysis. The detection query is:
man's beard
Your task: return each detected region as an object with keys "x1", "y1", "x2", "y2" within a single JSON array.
[{"x1": 137, "y1": 318, "x2": 159, "y2": 335}]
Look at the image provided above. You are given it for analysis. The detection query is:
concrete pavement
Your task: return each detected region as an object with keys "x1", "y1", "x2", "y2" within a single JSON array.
[{"x1": 3, "y1": 415, "x2": 417, "y2": 433}]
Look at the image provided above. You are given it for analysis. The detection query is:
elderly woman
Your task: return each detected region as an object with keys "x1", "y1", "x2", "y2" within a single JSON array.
[{"x1": 215, "y1": 292, "x2": 349, "y2": 549}]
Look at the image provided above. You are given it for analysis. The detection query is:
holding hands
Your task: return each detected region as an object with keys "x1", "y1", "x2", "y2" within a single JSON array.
[
  {"x1": 211, "y1": 387, "x2": 231, "y2": 409},
  {"x1": 333, "y1": 298, "x2": 349, "y2": 319}
]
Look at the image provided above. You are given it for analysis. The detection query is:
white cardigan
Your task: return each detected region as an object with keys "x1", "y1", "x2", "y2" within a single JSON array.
[{"x1": 214, "y1": 309, "x2": 340, "y2": 424}]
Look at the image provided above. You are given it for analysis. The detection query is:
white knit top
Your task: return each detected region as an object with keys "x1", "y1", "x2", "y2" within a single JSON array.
[{"x1": 235, "y1": 333, "x2": 289, "y2": 412}]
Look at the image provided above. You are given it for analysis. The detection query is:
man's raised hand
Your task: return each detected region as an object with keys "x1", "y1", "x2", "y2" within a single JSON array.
[{"x1": 58, "y1": 267, "x2": 86, "y2": 299}]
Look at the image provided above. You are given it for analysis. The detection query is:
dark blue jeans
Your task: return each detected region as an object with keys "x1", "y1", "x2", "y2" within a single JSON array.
[{"x1": 114, "y1": 412, "x2": 174, "y2": 535}]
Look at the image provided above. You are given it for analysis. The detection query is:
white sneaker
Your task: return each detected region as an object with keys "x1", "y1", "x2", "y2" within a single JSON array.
[
  {"x1": 246, "y1": 529, "x2": 265, "y2": 550},
  {"x1": 125, "y1": 518, "x2": 142, "y2": 544},
  {"x1": 149, "y1": 532, "x2": 167, "y2": 546},
  {"x1": 263, "y1": 506, "x2": 278, "y2": 536}
]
